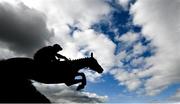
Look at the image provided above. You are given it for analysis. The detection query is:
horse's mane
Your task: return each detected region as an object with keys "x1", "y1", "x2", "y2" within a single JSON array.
[{"x1": 70, "y1": 57, "x2": 91, "y2": 61}]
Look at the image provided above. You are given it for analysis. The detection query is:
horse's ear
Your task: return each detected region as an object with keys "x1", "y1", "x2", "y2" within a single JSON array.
[{"x1": 91, "y1": 53, "x2": 93, "y2": 58}]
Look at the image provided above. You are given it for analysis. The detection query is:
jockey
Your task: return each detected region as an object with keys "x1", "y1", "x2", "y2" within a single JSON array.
[{"x1": 34, "y1": 44, "x2": 68, "y2": 63}]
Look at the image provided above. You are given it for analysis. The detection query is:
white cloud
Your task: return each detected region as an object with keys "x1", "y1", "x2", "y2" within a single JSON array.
[
  {"x1": 118, "y1": 0, "x2": 130, "y2": 10},
  {"x1": 130, "y1": 57, "x2": 145, "y2": 68},
  {"x1": 116, "y1": 32, "x2": 139, "y2": 44},
  {"x1": 169, "y1": 88, "x2": 180, "y2": 102},
  {"x1": 33, "y1": 82, "x2": 108, "y2": 103},
  {"x1": 133, "y1": 42, "x2": 147, "y2": 55},
  {"x1": 114, "y1": 32, "x2": 145, "y2": 65},
  {"x1": 114, "y1": 50, "x2": 127, "y2": 67},
  {"x1": 110, "y1": 69, "x2": 142, "y2": 91},
  {"x1": 0, "y1": 47, "x2": 16, "y2": 59},
  {"x1": 111, "y1": 31, "x2": 148, "y2": 92},
  {"x1": 20, "y1": 0, "x2": 111, "y2": 29},
  {"x1": 129, "y1": 0, "x2": 180, "y2": 95}
]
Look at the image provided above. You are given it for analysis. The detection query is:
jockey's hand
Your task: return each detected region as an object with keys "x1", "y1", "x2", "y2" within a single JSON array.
[{"x1": 64, "y1": 57, "x2": 69, "y2": 61}]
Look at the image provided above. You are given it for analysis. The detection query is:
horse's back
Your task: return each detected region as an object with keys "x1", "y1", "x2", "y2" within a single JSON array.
[
  {"x1": 0, "y1": 57, "x2": 35, "y2": 77},
  {"x1": 3, "y1": 57, "x2": 34, "y2": 65}
]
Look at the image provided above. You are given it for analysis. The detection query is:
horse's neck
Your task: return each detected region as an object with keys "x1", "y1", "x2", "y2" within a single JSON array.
[{"x1": 71, "y1": 58, "x2": 91, "y2": 71}]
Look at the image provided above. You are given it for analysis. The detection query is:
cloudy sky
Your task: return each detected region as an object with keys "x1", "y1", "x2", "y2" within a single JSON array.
[{"x1": 0, "y1": 0, "x2": 180, "y2": 103}]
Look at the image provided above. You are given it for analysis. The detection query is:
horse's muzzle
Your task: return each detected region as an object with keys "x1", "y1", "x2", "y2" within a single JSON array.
[{"x1": 98, "y1": 70, "x2": 103, "y2": 73}]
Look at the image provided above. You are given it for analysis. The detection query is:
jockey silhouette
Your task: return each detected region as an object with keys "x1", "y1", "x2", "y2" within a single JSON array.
[{"x1": 34, "y1": 44, "x2": 68, "y2": 63}]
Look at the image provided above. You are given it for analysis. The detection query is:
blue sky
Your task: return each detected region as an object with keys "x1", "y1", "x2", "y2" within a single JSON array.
[
  {"x1": 85, "y1": 0, "x2": 180, "y2": 103},
  {"x1": 0, "y1": 0, "x2": 180, "y2": 103}
]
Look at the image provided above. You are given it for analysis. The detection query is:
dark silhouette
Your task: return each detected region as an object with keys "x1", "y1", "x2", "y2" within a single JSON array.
[
  {"x1": 34, "y1": 44, "x2": 68, "y2": 63},
  {"x1": 0, "y1": 49, "x2": 103, "y2": 103}
]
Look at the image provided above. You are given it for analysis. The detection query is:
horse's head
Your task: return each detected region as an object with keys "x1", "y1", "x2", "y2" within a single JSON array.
[{"x1": 88, "y1": 53, "x2": 104, "y2": 73}]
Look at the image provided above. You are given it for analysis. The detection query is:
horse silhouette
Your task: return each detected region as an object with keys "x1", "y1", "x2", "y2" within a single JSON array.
[{"x1": 0, "y1": 53, "x2": 103, "y2": 103}]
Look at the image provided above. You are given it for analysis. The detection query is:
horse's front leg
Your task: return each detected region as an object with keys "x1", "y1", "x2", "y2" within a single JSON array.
[
  {"x1": 65, "y1": 73, "x2": 86, "y2": 91},
  {"x1": 76, "y1": 72, "x2": 86, "y2": 90},
  {"x1": 65, "y1": 79, "x2": 81, "y2": 86}
]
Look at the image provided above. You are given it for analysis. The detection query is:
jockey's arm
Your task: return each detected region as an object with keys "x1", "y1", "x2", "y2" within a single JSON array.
[{"x1": 56, "y1": 54, "x2": 68, "y2": 60}]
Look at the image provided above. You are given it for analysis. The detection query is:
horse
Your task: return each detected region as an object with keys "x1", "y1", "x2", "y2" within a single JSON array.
[
  {"x1": 0, "y1": 53, "x2": 104, "y2": 103},
  {"x1": 32, "y1": 53, "x2": 104, "y2": 90}
]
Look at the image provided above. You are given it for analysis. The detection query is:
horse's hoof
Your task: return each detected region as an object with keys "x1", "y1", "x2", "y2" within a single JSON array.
[{"x1": 76, "y1": 85, "x2": 84, "y2": 91}]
